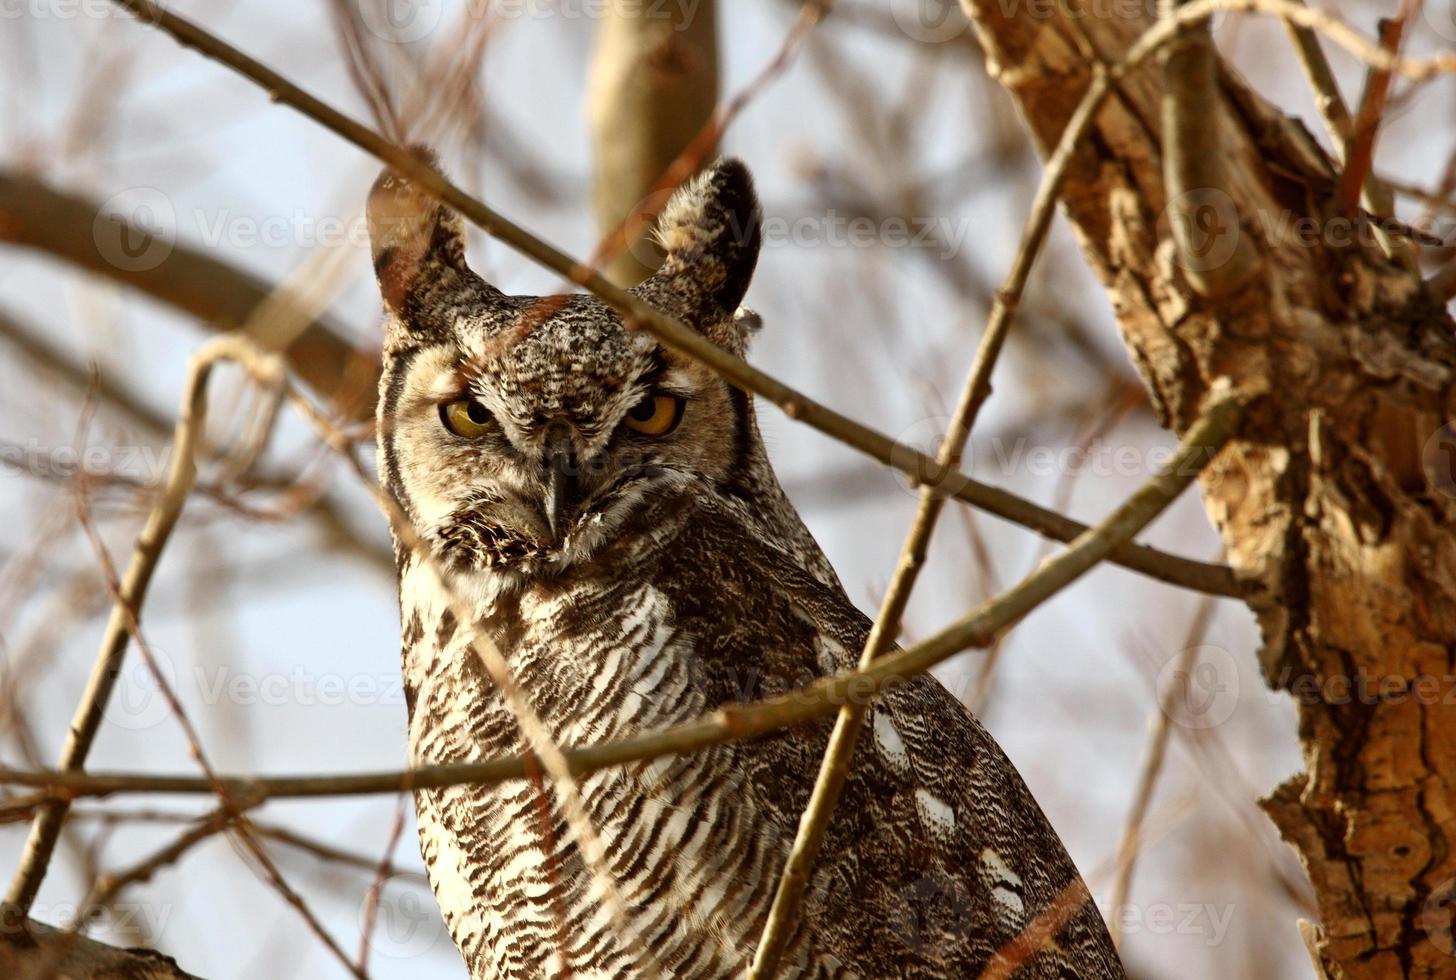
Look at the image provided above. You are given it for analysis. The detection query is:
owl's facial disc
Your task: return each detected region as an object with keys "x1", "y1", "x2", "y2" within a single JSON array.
[
  {"x1": 385, "y1": 310, "x2": 740, "y2": 583},
  {"x1": 372, "y1": 157, "x2": 762, "y2": 586}
]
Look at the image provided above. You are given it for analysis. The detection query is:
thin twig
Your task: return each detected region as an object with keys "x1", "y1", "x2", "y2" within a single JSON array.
[
  {"x1": 1107, "y1": 590, "x2": 1220, "y2": 946},
  {"x1": 4, "y1": 338, "x2": 263, "y2": 915},
  {"x1": 355, "y1": 796, "x2": 409, "y2": 974},
  {"x1": 1336, "y1": 3, "x2": 1420, "y2": 218},
  {"x1": 101, "y1": 0, "x2": 1258, "y2": 597},
  {"x1": 0, "y1": 386, "x2": 1247, "y2": 812},
  {"x1": 44, "y1": 808, "x2": 428, "y2": 884},
  {"x1": 1281, "y1": 0, "x2": 1415, "y2": 268},
  {"x1": 976, "y1": 877, "x2": 1096, "y2": 980},
  {"x1": 747, "y1": 19, "x2": 1128, "y2": 968},
  {"x1": 81, "y1": 807, "x2": 241, "y2": 917}
]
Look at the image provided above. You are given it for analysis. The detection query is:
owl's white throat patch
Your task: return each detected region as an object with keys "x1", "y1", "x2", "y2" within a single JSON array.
[{"x1": 428, "y1": 467, "x2": 686, "y2": 606}]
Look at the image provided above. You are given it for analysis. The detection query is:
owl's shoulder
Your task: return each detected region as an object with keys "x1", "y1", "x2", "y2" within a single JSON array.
[{"x1": 654, "y1": 494, "x2": 1123, "y2": 976}]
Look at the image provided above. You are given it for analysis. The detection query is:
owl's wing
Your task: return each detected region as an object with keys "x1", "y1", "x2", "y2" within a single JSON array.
[{"x1": 662, "y1": 498, "x2": 1126, "y2": 979}]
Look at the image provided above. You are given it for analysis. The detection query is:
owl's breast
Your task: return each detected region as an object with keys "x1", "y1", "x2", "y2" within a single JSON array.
[{"x1": 397, "y1": 548, "x2": 781, "y2": 979}]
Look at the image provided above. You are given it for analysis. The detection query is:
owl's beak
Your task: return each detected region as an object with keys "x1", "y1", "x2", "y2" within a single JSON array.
[{"x1": 543, "y1": 427, "x2": 582, "y2": 545}]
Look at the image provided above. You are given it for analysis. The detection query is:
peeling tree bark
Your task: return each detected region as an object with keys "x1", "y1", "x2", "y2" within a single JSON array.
[{"x1": 955, "y1": 3, "x2": 1456, "y2": 977}]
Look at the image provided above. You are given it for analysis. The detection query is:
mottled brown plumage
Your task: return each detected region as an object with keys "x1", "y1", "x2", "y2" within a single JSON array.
[{"x1": 368, "y1": 154, "x2": 1124, "y2": 979}]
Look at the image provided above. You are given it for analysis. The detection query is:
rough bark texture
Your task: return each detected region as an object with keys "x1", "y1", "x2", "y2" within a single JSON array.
[
  {"x1": 0, "y1": 919, "x2": 200, "y2": 979},
  {"x1": 956, "y1": 4, "x2": 1456, "y2": 978}
]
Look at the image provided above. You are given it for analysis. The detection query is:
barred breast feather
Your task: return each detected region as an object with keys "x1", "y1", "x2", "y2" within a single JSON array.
[
  {"x1": 372, "y1": 152, "x2": 1124, "y2": 980},
  {"x1": 398, "y1": 487, "x2": 1124, "y2": 979}
]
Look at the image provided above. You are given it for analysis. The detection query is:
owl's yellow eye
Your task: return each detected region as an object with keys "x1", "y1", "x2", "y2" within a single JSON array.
[
  {"x1": 623, "y1": 393, "x2": 685, "y2": 436},
  {"x1": 440, "y1": 399, "x2": 494, "y2": 439}
]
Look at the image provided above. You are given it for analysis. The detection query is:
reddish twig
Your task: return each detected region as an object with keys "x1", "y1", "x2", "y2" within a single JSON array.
[
  {"x1": 1337, "y1": 2, "x2": 1421, "y2": 216},
  {"x1": 356, "y1": 795, "x2": 410, "y2": 973}
]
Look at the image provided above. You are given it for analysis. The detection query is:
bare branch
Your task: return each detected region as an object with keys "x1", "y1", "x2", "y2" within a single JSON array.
[
  {"x1": 748, "y1": 15, "x2": 1149, "y2": 966},
  {"x1": 5, "y1": 337, "x2": 278, "y2": 915},
  {"x1": 1107, "y1": 591, "x2": 1219, "y2": 945},
  {"x1": 0, "y1": 383, "x2": 1246, "y2": 810},
  {"x1": 0, "y1": 170, "x2": 375, "y2": 419},
  {"x1": 94, "y1": 0, "x2": 1241, "y2": 599}
]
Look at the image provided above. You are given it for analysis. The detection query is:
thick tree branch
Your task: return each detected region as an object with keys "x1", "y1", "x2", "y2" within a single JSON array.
[
  {"x1": 0, "y1": 918, "x2": 200, "y2": 980},
  {"x1": 1159, "y1": 0, "x2": 1258, "y2": 295},
  {"x1": 588, "y1": 0, "x2": 718, "y2": 284},
  {"x1": 957, "y1": 0, "x2": 1456, "y2": 973},
  {"x1": 0, "y1": 170, "x2": 375, "y2": 419}
]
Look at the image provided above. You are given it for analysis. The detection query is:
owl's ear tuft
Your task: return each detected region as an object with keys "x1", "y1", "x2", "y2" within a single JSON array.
[
  {"x1": 631, "y1": 159, "x2": 762, "y2": 352},
  {"x1": 366, "y1": 145, "x2": 470, "y2": 324}
]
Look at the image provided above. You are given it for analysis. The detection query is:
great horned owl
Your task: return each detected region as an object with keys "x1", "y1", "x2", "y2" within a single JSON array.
[{"x1": 367, "y1": 153, "x2": 1125, "y2": 979}]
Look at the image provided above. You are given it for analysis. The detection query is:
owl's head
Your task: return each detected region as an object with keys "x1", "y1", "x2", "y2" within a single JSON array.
[{"x1": 369, "y1": 152, "x2": 763, "y2": 584}]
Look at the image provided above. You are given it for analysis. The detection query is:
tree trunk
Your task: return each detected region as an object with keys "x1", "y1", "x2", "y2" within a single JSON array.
[
  {"x1": 587, "y1": 0, "x2": 719, "y2": 285},
  {"x1": 954, "y1": 3, "x2": 1456, "y2": 977}
]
